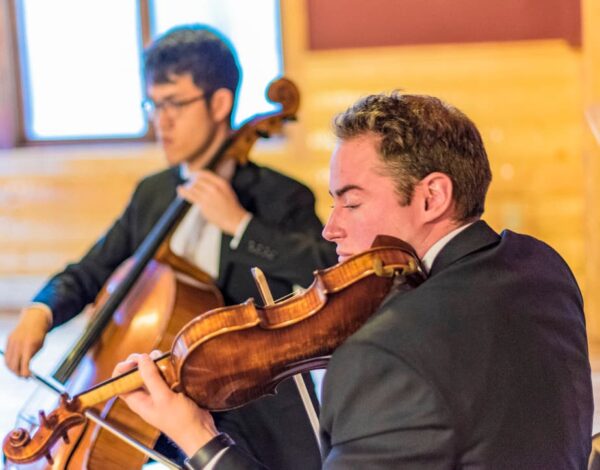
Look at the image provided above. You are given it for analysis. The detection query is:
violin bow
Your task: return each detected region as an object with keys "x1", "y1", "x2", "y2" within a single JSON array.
[
  {"x1": 251, "y1": 268, "x2": 322, "y2": 451},
  {"x1": 0, "y1": 349, "x2": 65, "y2": 395}
]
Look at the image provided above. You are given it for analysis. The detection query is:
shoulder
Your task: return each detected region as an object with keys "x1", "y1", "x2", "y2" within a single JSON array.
[
  {"x1": 126, "y1": 167, "x2": 179, "y2": 215},
  {"x1": 499, "y1": 229, "x2": 573, "y2": 270},
  {"x1": 234, "y1": 162, "x2": 315, "y2": 199},
  {"x1": 135, "y1": 167, "x2": 180, "y2": 193}
]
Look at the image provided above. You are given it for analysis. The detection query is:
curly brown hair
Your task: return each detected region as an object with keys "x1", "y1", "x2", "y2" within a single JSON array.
[{"x1": 333, "y1": 93, "x2": 492, "y2": 222}]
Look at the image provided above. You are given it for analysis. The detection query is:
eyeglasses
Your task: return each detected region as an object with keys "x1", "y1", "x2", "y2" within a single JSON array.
[{"x1": 141, "y1": 94, "x2": 207, "y2": 120}]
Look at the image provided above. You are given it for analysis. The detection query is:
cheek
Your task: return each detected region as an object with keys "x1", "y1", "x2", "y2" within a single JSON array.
[{"x1": 348, "y1": 214, "x2": 381, "y2": 251}]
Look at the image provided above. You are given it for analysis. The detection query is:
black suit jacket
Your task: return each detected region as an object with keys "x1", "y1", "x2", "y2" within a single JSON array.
[
  {"x1": 34, "y1": 162, "x2": 337, "y2": 470},
  {"x1": 320, "y1": 221, "x2": 592, "y2": 469}
]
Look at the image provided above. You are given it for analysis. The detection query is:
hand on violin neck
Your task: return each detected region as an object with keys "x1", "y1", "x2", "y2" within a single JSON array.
[
  {"x1": 178, "y1": 169, "x2": 250, "y2": 235},
  {"x1": 113, "y1": 352, "x2": 219, "y2": 457}
]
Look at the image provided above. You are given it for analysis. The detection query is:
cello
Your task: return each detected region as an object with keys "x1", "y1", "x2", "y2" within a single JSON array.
[
  {"x1": 8, "y1": 77, "x2": 301, "y2": 469},
  {"x1": 3, "y1": 235, "x2": 427, "y2": 466}
]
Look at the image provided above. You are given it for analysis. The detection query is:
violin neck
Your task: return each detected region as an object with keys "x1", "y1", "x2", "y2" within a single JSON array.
[{"x1": 73, "y1": 353, "x2": 174, "y2": 410}]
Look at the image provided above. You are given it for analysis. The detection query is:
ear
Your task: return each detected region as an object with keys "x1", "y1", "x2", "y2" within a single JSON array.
[
  {"x1": 208, "y1": 88, "x2": 234, "y2": 124},
  {"x1": 417, "y1": 172, "x2": 454, "y2": 223}
]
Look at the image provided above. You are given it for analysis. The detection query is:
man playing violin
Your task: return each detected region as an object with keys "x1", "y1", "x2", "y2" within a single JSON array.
[
  {"x1": 115, "y1": 92, "x2": 593, "y2": 468},
  {"x1": 5, "y1": 24, "x2": 336, "y2": 469}
]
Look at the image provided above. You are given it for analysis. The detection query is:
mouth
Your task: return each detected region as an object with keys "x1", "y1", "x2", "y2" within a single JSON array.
[{"x1": 336, "y1": 251, "x2": 352, "y2": 262}]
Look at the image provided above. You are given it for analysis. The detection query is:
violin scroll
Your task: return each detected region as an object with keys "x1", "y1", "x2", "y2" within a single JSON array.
[{"x1": 2, "y1": 394, "x2": 85, "y2": 464}]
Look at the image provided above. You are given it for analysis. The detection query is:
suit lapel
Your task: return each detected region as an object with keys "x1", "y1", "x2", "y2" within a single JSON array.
[{"x1": 428, "y1": 220, "x2": 500, "y2": 277}]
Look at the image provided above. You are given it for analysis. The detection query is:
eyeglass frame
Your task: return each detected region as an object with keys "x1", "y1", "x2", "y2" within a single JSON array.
[{"x1": 141, "y1": 92, "x2": 210, "y2": 120}]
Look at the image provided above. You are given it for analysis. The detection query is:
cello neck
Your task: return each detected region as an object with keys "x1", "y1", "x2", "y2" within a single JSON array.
[
  {"x1": 52, "y1": 76, "x2": 301, "y2": 384},
  {"x1": 52, "y1": 197, "x2": 191, "y2": 383}
]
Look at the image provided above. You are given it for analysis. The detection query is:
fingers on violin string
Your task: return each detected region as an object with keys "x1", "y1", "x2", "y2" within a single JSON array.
[
  {"x1": 125, "y1": 352, "x2": 143, "y2": 363},
  {"x1": 137, "y1": 355, "x2": 171, "y2": 398},
  {"x1": 112, "y1": 354, "x2": 141, "y2": 376},
  {"x1": 149, "y1": 349, "x2": 163, "y2": 359}
]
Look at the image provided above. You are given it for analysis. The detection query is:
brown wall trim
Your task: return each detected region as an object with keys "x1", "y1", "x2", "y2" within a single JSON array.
[{"x1": 307, "y1": 0, "x2": 581, "y2": 50}]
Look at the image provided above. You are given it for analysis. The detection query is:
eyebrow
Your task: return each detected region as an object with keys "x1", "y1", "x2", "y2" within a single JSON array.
[
  {"x1": 148, "y1": 92, "x2": 180, "y2": 103},
  {"x1": 330, "y1": 184, "x2": 364, "y2": 197}
]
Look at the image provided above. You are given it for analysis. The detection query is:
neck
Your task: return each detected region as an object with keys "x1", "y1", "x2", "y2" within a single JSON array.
[
  {"x1": 187, "y1": 124, "x2": 232, "y2": 172},
  {"x1": 413, "y1": 218, "x2": 471, "y2": 259}
]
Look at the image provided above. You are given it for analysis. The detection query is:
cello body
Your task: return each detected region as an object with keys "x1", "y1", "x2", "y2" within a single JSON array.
[{"x1": 13, "y1": 257, "x2": 222, "y2": 470}]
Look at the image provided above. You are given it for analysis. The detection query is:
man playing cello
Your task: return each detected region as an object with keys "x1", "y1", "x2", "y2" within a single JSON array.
[{"x1": 5, "y1": 24, "x2": 336, "y2": 469}]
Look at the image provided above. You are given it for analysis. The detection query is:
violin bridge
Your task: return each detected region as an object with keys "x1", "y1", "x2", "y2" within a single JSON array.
[{"x1": 251, "y1": 267, "x2": 275, "y2": 305}]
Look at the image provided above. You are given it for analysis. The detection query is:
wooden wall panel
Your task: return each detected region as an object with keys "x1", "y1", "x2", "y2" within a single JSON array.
[
  {"x1": 290, "y1": 40, "x2": 584, "y2": 292},
  {"x1": 0, "y1": 0, "x2": 19, "y2": 148},
  {"x1": 0, "y1": 1, "x2": 590, "y2": 324},
  {"x1": 582, "y1": 0, "x2": 600, "y2": 344}
]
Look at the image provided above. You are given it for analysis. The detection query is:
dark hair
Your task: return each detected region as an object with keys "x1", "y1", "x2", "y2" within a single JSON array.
[
  {"x1": 144, "y1": 24, "x2": 240, "y2": 99},
  {"x1": 333, "y1": 92, "x2": 492, "y2": 222}
]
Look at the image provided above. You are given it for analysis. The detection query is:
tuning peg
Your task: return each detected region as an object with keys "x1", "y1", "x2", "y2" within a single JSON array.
[
  {"x1": 373, "y1": 257, "x2": 395, "y2": 278},
  {"x1": 39, "y1": 410, "x2": 56, "y2": 429},
  {"x1": 45, "y1": 451, "x2": 54, "y2": 465},
  {"x1": 39, "y1": 411, "x2": 48, "y2": 427},
  {"x1": 62, "y1": 431, "x2": 70, "y2": 444}
]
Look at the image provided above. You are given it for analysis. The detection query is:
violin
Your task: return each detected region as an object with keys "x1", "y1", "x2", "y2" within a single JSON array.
[{"x1": 3, "y1": 235, "x2": 426, "y2": 465}]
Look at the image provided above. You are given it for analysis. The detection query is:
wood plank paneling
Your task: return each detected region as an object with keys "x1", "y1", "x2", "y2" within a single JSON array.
[
  {"x1": 0, "y1": 0, "x2": 19, "y2": 148},
  {"x1": 0, "y1": 2, "x2": 592, "y2": 330},
  {"x1": 583, "y1": 0, "x2": 600, "y2": 344}
]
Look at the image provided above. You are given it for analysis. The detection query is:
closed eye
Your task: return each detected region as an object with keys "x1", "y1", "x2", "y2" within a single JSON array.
[{"x1": 330, "y1": 203, "x2": 361, "y2": 209}]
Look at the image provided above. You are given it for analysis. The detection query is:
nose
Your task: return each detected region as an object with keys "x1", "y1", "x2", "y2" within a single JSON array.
[
  {"x1": 153, "y1": 108, "x2": 173, "y2": 132},
  {"x1": 322, "y1": 207, "x2": 343, "y2": 242}
]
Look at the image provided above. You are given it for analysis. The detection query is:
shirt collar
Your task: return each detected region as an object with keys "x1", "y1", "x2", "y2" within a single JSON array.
[
  {"x1": 179, "y1": 164, "x2": 190, "y2": 181},
  {"x1": 179, "y1": 161, "x2": 236, "y2": 182},
  {"x1": 420, "y1": 222, "x2": 474, "y2": 273}
]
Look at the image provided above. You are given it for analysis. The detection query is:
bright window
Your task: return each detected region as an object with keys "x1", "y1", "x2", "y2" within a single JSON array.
[
  {"x1": 150, "y1": 0, "x2": 283, "y2": 127},
  {"x1": 18, "y1": 0, "x2": 146, "y2": 140},
  {"x1": 17, "y1": 0, "x2": 282, "y2": 141}
]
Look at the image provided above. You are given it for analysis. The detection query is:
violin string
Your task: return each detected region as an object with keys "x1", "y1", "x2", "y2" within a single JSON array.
[{"x1": 0, "y1": 349, "x2": 65, "y2": 395}]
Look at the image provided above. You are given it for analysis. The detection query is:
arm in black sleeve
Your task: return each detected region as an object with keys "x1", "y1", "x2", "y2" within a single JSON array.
[
  {"x1": 184, "y1": 435, "x2": 268, "y2": 470},
  {"x1": 320, "y1": 340, "x2": 457, "y2": 470},
  {"x1": 33, "y1": 185, "x2": 141, "y2": 328}
]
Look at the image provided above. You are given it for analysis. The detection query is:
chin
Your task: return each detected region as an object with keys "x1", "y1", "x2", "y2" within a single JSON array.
[{"x1": 164, "y1": 153, "x2": 184, "y2": 167}]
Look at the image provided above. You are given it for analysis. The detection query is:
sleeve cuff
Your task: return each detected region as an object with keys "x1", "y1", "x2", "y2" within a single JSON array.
[
  {"x1": 184, "y1": 432, "x2": 234, "y2": 469},
  {"x1": 229, "y1": 213, "x2": 253, "y2": 250}
]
